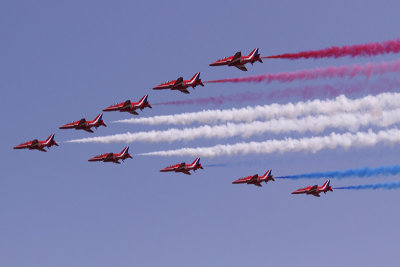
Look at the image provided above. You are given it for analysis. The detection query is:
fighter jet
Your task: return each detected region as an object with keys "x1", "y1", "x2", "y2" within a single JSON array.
[
  {"x1": 59, "y1": 113, "x2": 106, "y2": 133},
  {"x1": 88, "y1": 146, "x2": 132, "y2": 164},
  {"x1": 209, "y1": 48, "x2": 262, "y2": 71},
  {"x1": 153, "y1": 72, "x2": 204, "y2": 94},
  {"x1": 13, "y1": 134, "x2": 59, "y2": 152},
  {"x1": 103, "y1": 95, "x2": 152, "y2": 115},
  {"x1": 160, "y1": 158, "x2": 203, "y2": 175},
  {"x1": 232, "y1": 169, "x2": 274, "y2": 187},
  {"x1": 292, "y1": 180, "x2": 333, "y2": 197}
]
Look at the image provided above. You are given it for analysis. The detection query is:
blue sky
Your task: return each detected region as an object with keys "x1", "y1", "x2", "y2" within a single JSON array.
[{"x1": 2, "y1": 0, "x2": 400, "y2": 266}]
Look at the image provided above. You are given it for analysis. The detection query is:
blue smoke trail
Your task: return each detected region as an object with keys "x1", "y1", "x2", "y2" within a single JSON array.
[
  {"x1": 334, "y1": 181, "x2": 400, "y2": 190},
  {"x1": 204, "y1": 163, "x2": 230, "y2": 168},
  {"x1": 277, "y1": 165, "x2": 400, "y2": 180}
]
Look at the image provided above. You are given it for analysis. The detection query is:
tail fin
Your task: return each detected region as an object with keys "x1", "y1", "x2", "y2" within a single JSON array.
[
  {"x1": 93, "y1": 113, "x2": 106, "y2": 127},
  {"x1": 265, "y1": 169, "x2": 275, "y2": 179},
  {"x1": 44, "y1": 134, "x2": 58, "y2": 146},
  {"x1": 321, "y1": 180, "x2": 330, "y2": 190},
  {"x1": 189, "y1": 157, "x2": 200, "y2": 167},
  {"x1": 248, "y1": 48, "x2": 259, "y2": 58},
  {"x1": 261, "y1": 169, "x2": 274, "y2": 181},
  {"x1": 94, "y1": 113, "x2": 103, "y2": 123},
  {"x1": 44, "y1": 134, "x2": 55, "y2": 145},
  {"x1": 189, "y1": 72, "x2": 201, "y2": 83},
  {"x1": 138, "y1": 95, "x2": 148, "y2": 105},
  {"x1": 121, "y1": 146, "x2": 129, "y2": 155}
]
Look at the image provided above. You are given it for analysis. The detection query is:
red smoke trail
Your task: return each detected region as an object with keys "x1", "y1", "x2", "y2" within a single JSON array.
[
  {"x1": 154, "y1": 78, "x2": 400, "y2": 106},
  {"x1": 264, "y1": 38, "x2": 400, "y2": 59},
  {"x1": 205, "y1": 59, "x2": 400, "y2": 84},
  {"x1": 153, "y1": 92, "x2": 265, "y2": 106}
]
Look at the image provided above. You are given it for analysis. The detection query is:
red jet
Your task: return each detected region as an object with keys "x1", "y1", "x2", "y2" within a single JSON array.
[
  {"x1": 291, "y1": 180, "x2": 333, "y2": 197},
  {"x1": 13, "y1": 134, "x2": 59, "y2": 152},
  {"x1": 59, "y1": 113, "x2": 106, "y2": 133},
  {"x1": 153, "y1": 72, "x2": 204, "y2": 94},
  {"x1": 160, "y1": 158, "x2": 203, "y2": 175},
  {"x1": 232, "y1": 169, "x2": 274, "y2": 187},
  {"x1": 88, "y1": 146, "x2": 132, "y2": 164},
  {"x1": 103, "y1": 95, "x2": 152, "y2": 115},
  {"x1": 209, "y1": 48, "x2": 262, "y2": 71}
]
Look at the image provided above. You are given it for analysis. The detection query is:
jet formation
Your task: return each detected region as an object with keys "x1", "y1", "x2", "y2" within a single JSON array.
[{"x1": 12, "y1": 46, "x2": 340, "y2": 198}]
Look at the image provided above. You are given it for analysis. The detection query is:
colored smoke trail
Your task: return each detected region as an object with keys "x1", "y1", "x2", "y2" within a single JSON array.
[
  {"x1": 203, "y1": 163, "x2": 229, "y2": 168},
  {"x1": 154, "y1": 78, "x2": 400, "y2": 106},
  {"x1": 277, "y1": 165, "x2": 400, "y2": 180},
  {"x1": 263, "y1": 38, "x2": 400, "y2": 60},
  {"x1": 334, "y1": 181, "x2": 400, "y2": 190},
  {"x1": 115, "y1": 93, "x2": 400, "y2": 126},
  {"x1": 138, "y1": 128, "x2": 400, "y2": 158},
  {"x1": 205, "y1": 59, "x2": 400, "y2": 84},
  {"x1": 69, "y1": 109, "x2": 400, "y2": 144},
  {"x1": 153, "y1": 92, "x2": 265, "y2": 106}
]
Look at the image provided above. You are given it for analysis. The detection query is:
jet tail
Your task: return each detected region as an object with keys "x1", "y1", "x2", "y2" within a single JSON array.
[
  {"x1": 94, "y1": 113, "x2": 103, "y2": 123},
  {"x1": 121, "y1": 146, "x2": 129, "y2": 155},
  {"x1": 248, "y1": 48, "x2": 263, "y2": 63},
  {"x1": 138, "y1": 95, "x2": 148, "y2": 105},
  {"x1": 189, "y1": 72, "x2": 201, "y2": 84},
  {"x1": 248, "y1": 48, "x2": 259, "y2": 58},
  {"x1": 119, "y1": 146, "x2": 133, "y2": 159},
  {"x1": 44, "y1": 134, "x2": 55, "y2": 146},
  {"x1": 321, "y1": 180, "x2": 332, "y2": 191},
  {"x1": 189, "y1": 157, "x2": 202, "y2": 169},
  {"x1": 263, "y1": 169, "x2": 274, "y2": 181},
  {"x1": 94, "y1": 113, "x2": 107, "y2": 127}
]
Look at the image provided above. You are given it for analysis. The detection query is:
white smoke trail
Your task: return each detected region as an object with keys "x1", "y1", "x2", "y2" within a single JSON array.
[
  {"x1": 114, "y1": 93, "x2": 400, "y2": 126},
  {"x1": 138, "y1": 128, "x2": 400, "y2": 157},
  {"x1": 68, "y1": 109, "x2": 400, "y2": 144}
]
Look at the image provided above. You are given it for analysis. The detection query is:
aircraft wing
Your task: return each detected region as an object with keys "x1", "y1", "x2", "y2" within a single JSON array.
[
  {"x1": 182, "y1": 170, "x2": 191, "y2": 175},
  {"x1": 179, "y1": 88, "x2": 190, "y2": 94},
  {"x1": 30, "y1": 139, "x2": 39, "y2": 148},
  {"x1": 248, "y1": 175, "x2": 259, "y2": 183},
  {"x1": 229, "y1": 51, "x2": 242, "y2": 65},
  {"x1": 38, "y1": 147, "x2": 47, "y2": 152},
  {"x1": 77, "y1": 118, "x2": 87, "y2": 127},
  {"x1": 308, "y1": 185, "x2": 318, "y2": 194},
  {"x1": 129, "y1": 110, "x2": 139, "y2": 115},
  {"x1": 235, "y1": 64, "x2": 248, "y2": 71},
  {"x1": 83, "y1": 128, "x2": 94, "y2": 133},
  {"x1": 105, "y1": 153, "x2": 114, "y2": 161},
  {"x1": 253, "y1": 183, "x2": 262, "y2": 187},
  {"x1": 175, "y1": 162, "x2": 186, "y2": 171},
  {"x1": 312, "y1": 193, "x2": 321, "y2": 197},
  {"x1": 172, "y1": 77, "x2": 184, "y2": 89}
]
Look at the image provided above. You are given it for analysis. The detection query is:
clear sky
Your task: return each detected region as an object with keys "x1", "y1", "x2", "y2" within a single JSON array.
[{"x1": 1, "y1": 0, "x2": 400, "y2": 266}]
